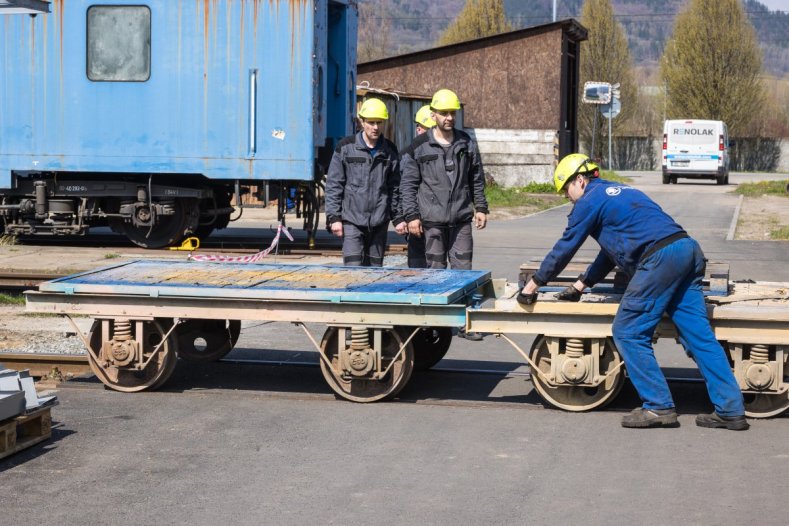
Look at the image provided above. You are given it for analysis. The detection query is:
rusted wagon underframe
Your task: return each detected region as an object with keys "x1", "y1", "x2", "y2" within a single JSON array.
[
  {"x1": 25, "y1": 290, "x2": 469, "y2": 401},
  {"x1": 468, "y1": 281, "x2": 789, "y2": 418}
]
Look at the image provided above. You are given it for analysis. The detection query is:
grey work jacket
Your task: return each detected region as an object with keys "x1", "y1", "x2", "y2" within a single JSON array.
[
  {"x1": 400, "y1": 128, "x2": 488, "y2": 226},
  {"x1": 325, "y1": 132, "x2": 402, "y2": 229}
]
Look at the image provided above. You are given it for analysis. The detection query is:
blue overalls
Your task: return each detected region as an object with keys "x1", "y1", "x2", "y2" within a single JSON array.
[{"x1": 534, "y1": 178, "x2": 745, "y2": 416}]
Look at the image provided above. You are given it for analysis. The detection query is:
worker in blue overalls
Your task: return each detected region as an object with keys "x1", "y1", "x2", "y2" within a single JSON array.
[{"x1": 518, "y1": 153, "x2": 748, "y2": 430}]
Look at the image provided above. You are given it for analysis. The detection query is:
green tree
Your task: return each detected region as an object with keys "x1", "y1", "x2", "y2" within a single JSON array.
[
  {"x1": 437, "y1": 0, "x2": 512, "y2": 47},
  {"x1": 661, "y1": 0, "x2": 765, "y2": 137},
  {"x1": 578, "y1": 0, "x2": 637, "y2": 163},
  {"x1": 357, "y1": 0, "x2": 393, "y2": 62}
]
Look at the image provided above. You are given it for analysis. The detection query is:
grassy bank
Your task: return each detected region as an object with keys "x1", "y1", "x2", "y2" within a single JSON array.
[
  {"x1": 484, "y1": 170, "x2": 632, "y2": 209},
  {"x1": 0, "y1": 293, "x2": 25, "y2": 305},
  {"x1": 735, "y1": 180, "x2": 789, "y2": 197}
]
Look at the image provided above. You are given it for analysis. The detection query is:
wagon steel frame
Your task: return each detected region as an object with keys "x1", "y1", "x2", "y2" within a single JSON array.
[{"x1": 23, "y1": 260, "x2": 789, "y2": 417}]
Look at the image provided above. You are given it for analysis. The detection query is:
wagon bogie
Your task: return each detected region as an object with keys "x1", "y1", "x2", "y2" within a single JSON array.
[
  {"x1": 87, "y1": 318, "x2": 179, "y2": 392},
  {"x1": 319, "y1": 326, "x2": 415, "y2": 403},
  {"x1": 528, "y1": 336, "x2": 625, "y2": 412},
  {"x1": 723, "y1": 342, "x2": 789, "y2": 418}
]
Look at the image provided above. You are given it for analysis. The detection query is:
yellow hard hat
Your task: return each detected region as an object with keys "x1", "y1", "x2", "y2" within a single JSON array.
[
  {"x1": 414, "y1": 105, "x2": 436, "y2": 128},
  {"x1": 553, "y1": 153, "x2": 599, "y2": 193},
  {"x1": 430, "y1": 89, "x2": 461, "y2": 111},
  {"x1": 358, "y1": 98, "x2": 389, "y2": 120}
]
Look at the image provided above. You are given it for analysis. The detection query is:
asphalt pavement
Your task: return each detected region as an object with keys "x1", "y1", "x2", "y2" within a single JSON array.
[{"x1": 1, "y1": 171, "x2": 787, "y2": 525}]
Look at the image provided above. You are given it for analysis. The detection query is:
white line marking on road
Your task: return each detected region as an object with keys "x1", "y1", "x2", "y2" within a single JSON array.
[{"x1": 726, "y1": 194, "x2": 744, "y2": 241}]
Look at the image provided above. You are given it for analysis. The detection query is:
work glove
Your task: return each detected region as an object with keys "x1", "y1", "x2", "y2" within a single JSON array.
[
  {"x1": 555, "y1": 286, "x2": 582, "y2": 302},
  {"x1": 516, "y1": 291, "x2": 538, "y2": 306}
]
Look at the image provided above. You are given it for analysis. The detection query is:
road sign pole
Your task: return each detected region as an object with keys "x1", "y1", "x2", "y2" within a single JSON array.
[
  {"x1": 591, "y1": 109, "x2": 597, "y2": 160},
  {"x1": 608, "y1": 109, "x2": 612, "y2": 170}
]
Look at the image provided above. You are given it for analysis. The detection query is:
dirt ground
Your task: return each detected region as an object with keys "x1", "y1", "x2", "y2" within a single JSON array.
[{"x1": 736, "y1": 195, "x2": 789, "y2": 240}]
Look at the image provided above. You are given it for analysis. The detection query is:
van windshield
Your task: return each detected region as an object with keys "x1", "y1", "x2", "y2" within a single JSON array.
[{"x1": 669, "y1": 123, "x2": 717, "y2": 146}]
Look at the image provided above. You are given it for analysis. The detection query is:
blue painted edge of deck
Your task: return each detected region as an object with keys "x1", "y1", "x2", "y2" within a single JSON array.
[{"x1": 38, "y1": 260, "x2": 492, "y2": 306}]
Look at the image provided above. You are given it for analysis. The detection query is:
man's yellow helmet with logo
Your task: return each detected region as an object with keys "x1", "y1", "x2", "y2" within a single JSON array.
[
  {"x1": 553, "y1": 153, "x2": 600, "y2": 193},
  {"x1": 414, "y1": 105, "x2": 436, "y2": 128},
  {"x1": 430, "y1": 89, "x2": 461, "y2": 111},
  {"x1": 358, "y1": 98, "x2": 389, "y2": 120}
]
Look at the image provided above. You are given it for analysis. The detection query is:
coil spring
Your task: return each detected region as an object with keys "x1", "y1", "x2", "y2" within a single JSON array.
[
  {"x1": 565, "y1": 338, "x2": 585, "y2": 359},
  {"x1": 350, "y1": 327, "x2": 370, "y2": 350},
  {"x1": 112, "y1": 319, "x2": 132, "y2": 341},
  {"x1": 750, "y1": 344, "x2": 769, "y2": 364}
]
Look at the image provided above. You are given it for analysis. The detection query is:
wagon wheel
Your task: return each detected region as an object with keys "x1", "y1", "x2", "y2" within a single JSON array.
[
  {"x1": 110, "y1": 199, "x2": 192, "y2": 249},
  {"x1": 743, "y1": 356, "x2": 789, "y2": 418},
  {"x1": 406, "y1": 327, "x2": 453, "y2": 371},
  {"x1": 195, "y1": 191, "x2": 232, "y2": 239},
  {"x1": 87, "y1": 319, "x2": 178, "y2": 392},
  {"x1": 149, "y1": 319, "x2": 180, "y2": 390},
  {"x1": 743, "y1": 393, "x2": 789, "y2": 418},
  {"x1": 319, "y1": 326, "x2": 414, "y2": 403},
  {"x1": 175, "y1": 319, "x2": 242, "y2": 363},
  {"x1": 529, "y1": 335, "x2": 625, "y2": 412}
]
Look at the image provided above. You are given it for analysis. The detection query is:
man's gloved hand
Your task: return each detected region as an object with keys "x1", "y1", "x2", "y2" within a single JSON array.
[
  {"x1": 556, "y1": 286, "x2": 582, "y2": 302},
  {"x1": 516, "y1": 291, "x2": 539, "y2": 306}
]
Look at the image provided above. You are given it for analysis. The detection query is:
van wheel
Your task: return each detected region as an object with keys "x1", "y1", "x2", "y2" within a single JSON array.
[
  {"x1": 716, "y1": 175, "x2": 726, "y2": 185},
  {"x1": 662, "y1": 174, "x2": 670, "y2": 184},
  {"x1": 724, "y1": 173, "x2": 730, "y2": 185},
  {"x1": 670, "y1": 176, "x2": 677, "y2": 184}
]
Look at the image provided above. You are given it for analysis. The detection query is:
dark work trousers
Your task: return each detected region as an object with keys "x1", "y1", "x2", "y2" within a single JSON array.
[
  {"x1": 342, "y1": 222, "x2": 388, "y2": 267},
  {"x1": 423, "y1": 223, "x2": 473, "y2": 270},
  {"x1": 406, "y1": 234, "x2": 427, "y2": 268},
  {"x1": 612, "y1": 237, "x2": 745, "y2": 416}
]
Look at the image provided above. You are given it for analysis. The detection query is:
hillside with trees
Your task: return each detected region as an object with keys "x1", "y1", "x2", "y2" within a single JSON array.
[{"x1": 358, "y1": 0, "x2": 789, "y2": 77}]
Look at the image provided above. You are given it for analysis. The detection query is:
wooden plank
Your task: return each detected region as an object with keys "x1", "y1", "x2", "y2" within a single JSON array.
[
  {"x1": 0, "y1": 406, "x2": 52, "y2": 461},
  {"x1": 520, "y1": 259, "x2": 730, "y2": 295}
]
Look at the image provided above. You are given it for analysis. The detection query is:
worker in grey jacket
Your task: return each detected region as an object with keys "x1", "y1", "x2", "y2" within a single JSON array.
[
  {"x1": 325, "y1": 98, "x2": 405, "y2": 266},
  {"x1": 400, "y1": 89, "x2": 489, "y2": 271}
]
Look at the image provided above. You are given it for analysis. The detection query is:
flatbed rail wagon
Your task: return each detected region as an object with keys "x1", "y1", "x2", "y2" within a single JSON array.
[{"x1": 24, "y1": 260, "x2": 789, "y2": 417}]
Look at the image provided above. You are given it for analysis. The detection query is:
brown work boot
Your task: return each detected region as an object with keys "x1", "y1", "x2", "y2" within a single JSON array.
[
  {"x1": 621, "y1": 407, "x2": 679, "y2": 428},
  {"x1": 695, "y1": 412, "x2": 749, "y2": 431}
]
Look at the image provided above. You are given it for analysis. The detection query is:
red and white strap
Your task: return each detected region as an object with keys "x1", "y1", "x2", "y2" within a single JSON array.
[{"x1": 188, "y1": 223, "x2": 294, "y2": 263}]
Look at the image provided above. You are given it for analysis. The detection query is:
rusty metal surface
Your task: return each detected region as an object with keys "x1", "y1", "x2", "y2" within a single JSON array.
[{"x1": 358, "y1": 19, "x2": 587, "y2": 130}]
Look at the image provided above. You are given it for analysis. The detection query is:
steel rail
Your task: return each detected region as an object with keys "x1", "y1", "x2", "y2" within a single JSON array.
[
  {"x1": 0, "y1": 352, "x2": 707, "y2": 384},
  {"x1": 0, "y1": 352, "x2": 92, "y2": 378}
]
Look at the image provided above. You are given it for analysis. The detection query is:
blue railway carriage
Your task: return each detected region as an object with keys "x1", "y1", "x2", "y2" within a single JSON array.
[{"x1": 0, "y1": 0, "x2": 357, "y2": 247}]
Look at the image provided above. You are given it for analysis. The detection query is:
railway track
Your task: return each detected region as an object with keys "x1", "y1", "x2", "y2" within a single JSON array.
[
  {"x1": 0, "y1": 352, "x2": 93, "y2": 379},
  {"x1": 0, "y1": 351, "x2": 707, "y2": 385},
  {"x1": 17, "y1": 231, "x2": 408, "y2": 253}
]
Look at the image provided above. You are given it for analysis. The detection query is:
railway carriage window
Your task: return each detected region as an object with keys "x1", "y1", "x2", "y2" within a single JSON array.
[{"x1": 87, "y1": 6, "x2": 151, "y2": 82}]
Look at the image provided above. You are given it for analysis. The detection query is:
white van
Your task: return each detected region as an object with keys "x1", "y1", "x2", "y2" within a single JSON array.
[{"x1": 662, "y1": 120, "x2": 729, "y2": 185}]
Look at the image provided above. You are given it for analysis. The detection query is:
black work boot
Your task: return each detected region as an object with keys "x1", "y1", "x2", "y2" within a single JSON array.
[
  {"x1": 457, "y1": 329, "x2": 484, "y2": 341},
  {"x1": 695, "y1": 412, "x2": 749, "y2": 431},
  {"x1": 621, "y1": 407, "x2": 679, "y2": 428}
]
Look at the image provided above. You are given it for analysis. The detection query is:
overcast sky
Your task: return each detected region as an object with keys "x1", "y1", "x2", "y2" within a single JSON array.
[{"x1": 758, "y1": 0, "x2": 788, "y2": 12}]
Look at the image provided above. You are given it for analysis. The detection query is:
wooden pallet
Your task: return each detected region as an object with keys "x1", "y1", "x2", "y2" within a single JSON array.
[{"x1": 0, "y1": 406, "x2": 53, "y2": 461}]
